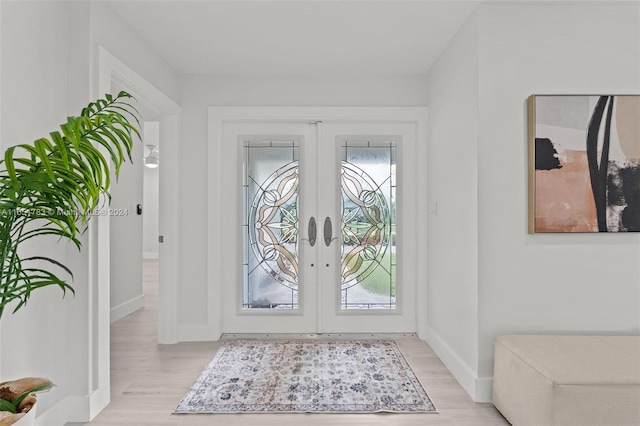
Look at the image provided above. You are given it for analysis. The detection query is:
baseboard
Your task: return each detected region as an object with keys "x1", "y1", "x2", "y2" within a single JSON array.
[
  {"x1": 60, "y1": 395, "x2": 91, "y2": 423},
  {"x1": 475, "y1": 376, "x2": 493, "y2": 403},
  {"x1": 220, "y1": 332, "x2": 419, "y2": 340},
  {"x1": 143, "y1": 251, "x2": 159, "y2": 260},
  {"x1": 47, "y1": 389, "x2": 110, "y2": 424},
  {"x1": 88, "y1": 383, "x2": 110, "y2": 420},
  {"x1": 35, "y1": 393, "x2": 99, "y2": 425},
  {"x1": 110, "y1": 295, "x2": 144, "y2": 323},
  {"x1": 423, "y1": 326, "x2": 481, "y2": 401},
  {"x1": 34, "y1": 396, "x2": 69, "y2": 426}
]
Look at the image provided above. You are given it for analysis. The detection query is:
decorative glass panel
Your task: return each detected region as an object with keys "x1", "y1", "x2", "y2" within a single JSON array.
[
  {"x1": 340, "y1": 140, "x2": 396, "y2": 309},
  {"x1": 243, "y1": 140, "x2": 299, "y2": 310}
]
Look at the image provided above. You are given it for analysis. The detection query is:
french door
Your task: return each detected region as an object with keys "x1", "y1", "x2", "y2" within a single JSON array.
[{"x1": 213, "y1": 108, "x2": 426, "y2": 336}]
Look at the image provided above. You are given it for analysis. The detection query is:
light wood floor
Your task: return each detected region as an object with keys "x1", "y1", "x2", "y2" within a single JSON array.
[{"x1": 77, "y1": 260, "x2": 509, "y2": 426}]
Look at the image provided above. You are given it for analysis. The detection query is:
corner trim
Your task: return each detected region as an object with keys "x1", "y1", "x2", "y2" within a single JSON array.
[{"x1": 423, "y1": 326, "x2": 479, "y2": 400}]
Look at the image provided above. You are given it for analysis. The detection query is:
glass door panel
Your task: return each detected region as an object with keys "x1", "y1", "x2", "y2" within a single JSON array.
[
  {"x1": 243, "y1": 140, "x2": 300, "y2": 310},
  {"x1": 340, "y1": 139, "x2": 396, "y2": 310},
  {"x1": 219, "y1": 121, "x2": 317, "y2": 335},
  {"x1": 318, "y1": 121, "x2": 417, "y2": 334}
]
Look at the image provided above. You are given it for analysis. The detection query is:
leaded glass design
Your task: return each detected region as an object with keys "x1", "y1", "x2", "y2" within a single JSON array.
[
  {"x1": 243, "y1": 140, "x2": 299, "y2": 310},
  {"x1": 243, "y1": 138, "x2": 396, "y2": 311},
  {"x1": 340, "y1": 140, "x2": 396, "y2": 309}
]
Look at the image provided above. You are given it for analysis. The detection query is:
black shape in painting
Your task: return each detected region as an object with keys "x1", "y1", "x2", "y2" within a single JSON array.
[
  {"x1": 619, "y1": 165, "x2": 640, "y2": 231},
  {"x1": 586, "y1": 96, "x2": 614, "y2": 232},
  {"x1": 535, "y1": 138, "x2": 562, "y2": 170}
]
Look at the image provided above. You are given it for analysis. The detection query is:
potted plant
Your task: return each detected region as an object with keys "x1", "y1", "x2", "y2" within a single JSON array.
[
  {"x1": 0, "y1": 92, "x2": 139, "y2": 425},
  {"x1": 0, "y1": 378, "x2": 53, "y2": 425}
]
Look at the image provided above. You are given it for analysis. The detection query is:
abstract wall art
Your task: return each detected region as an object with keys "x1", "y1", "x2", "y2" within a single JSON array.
[{"x1": 529, "y1": 95, "x2": 640, "y2": 233}]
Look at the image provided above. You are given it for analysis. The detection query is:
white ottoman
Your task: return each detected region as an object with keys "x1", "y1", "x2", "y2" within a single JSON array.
[{"x1": 493, "y1": 335, "x2": 640, "y2": 426}]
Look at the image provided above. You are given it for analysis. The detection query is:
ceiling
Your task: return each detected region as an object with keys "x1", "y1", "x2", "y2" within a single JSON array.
[{"x1": 107, "y1": 0, "x2": 481, "y2": 76}]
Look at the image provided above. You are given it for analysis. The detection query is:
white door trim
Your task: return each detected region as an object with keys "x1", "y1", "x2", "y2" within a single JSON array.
[
  {"x1": 208, "y1": 107, "x2": 428, "y2": 340},
  {"x1": 93, "y1": 45, "x2": 181, "y2": 418},
  {"x1": 98, "y1": 46, "x2": 181, "y2": 344}
]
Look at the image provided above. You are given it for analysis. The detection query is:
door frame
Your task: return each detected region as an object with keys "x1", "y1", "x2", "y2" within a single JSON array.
[
  {"x1": 98, "y1": 47, "x2": 181, "y2": 344},
  {"x1": 208, "y1": 107, "x2": 428, "y2": 340}
]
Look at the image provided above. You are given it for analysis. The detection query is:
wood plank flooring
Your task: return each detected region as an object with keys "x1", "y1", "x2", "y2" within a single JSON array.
[{"x1": 77, "y1": 260, "x2": 509, "y2": 426}]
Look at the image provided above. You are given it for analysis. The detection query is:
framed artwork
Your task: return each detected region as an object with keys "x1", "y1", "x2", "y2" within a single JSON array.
[{"x1": 528, "y1": 95, "x2": 640, "y2": 233}]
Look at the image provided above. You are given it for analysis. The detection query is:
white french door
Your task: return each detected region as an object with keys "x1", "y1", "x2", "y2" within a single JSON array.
[{"x1": 212, "y1": 107, "x2": 426, "y2": 336}]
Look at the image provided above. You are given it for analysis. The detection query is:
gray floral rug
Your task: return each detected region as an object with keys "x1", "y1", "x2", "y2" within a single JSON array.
[{"x1": 175, "y1": 339, "x2": 437, "y2": 414}]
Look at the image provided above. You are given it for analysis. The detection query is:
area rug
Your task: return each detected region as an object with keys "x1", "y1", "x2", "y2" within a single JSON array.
[{"x1": 175, "y1": 340, "x2": 436, "y2": 414}]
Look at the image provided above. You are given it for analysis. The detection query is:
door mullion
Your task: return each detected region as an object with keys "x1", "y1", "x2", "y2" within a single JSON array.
[
  {"x1": 312, "y1": 122, "x2": 324, "y2": 333},
  {"x1": 317, "y1": 121, "x2": 341, "y2": 332},
  {"x1": 301, "y1": 123, "x2": 321, "y2": 333}
]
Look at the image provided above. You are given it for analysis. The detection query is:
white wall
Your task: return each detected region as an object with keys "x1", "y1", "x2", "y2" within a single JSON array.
[
  {"x1": 143, "y1": 122, "x2": 160, "y2": 259},
  {"x1": 1, "y1": 1, "x2": 180, "y2": 423},
  {"x1": 476, "y1": 0, "x2": 640, "y2": 384},
  {"x1": 89, "y1": 2, "x2": 181, "y2": 103},
  {"x1": 425, "y1": 10, "x2": 480, "y2": 398},
  {"x1": 63, "y1": 1, "x2": 94, "y2": 412},
  {"x1": 178, "y1": 75, "x2": 428, "y2": 332},
  {"x1": 0, "y1": 1, "x2": 74, "y2": 422},
  {"x1": 426, "y1": 1, "x2": 640, "y2": 402},
  {"x1": 109, "y1": 129, "x2": 144, "y2": 322}
]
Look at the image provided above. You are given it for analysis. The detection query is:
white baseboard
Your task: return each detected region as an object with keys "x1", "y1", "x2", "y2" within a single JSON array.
[
  {"x1": 40, "y1": 390, "x2": 110, "y2": 424},
  {"x1": 143, "y1": 251, "x2": 159, "y2": 259},
  {"x1": 423, "y1": 326, "x2": 484, "y2": 401},
  {"x1": 110, "y1": 295, "x2": 144, "y2": 323},
  {"x1": 35, "y1": 393, "x2": 99, "y2": 425},
  {"x1": 88, "y1": 383, "x2": 110, "y2": 420},
  {"x1": 475, "y1": 376, "x2": 494, "y2": 403},
  {"x1": 34, "y1": 396, "x2": 69, "y2": 426}
]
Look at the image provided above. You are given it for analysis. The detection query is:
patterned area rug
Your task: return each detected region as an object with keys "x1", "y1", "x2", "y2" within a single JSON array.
[{"x1": 175, "y1": 340, "x2": 437, "y2": 414}]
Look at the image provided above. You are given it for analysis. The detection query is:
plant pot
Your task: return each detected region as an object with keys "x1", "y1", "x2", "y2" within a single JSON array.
[
  {"x1": 12, "y1": 404, "x2": 35, "y2": 426},
  {"x1": 0, "y1": 404, "x2": 35, "y2": 426},
  {"x1": 0, "y1": 377, "x2": 50, "y2": 426}
]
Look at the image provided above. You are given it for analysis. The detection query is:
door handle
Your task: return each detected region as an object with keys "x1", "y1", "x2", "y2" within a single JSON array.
[
  {"x1": 308, "y1": 217, "x2": 317, "y2": 247},
  {"x1": 301, "y1": 217, "x2": 317, "y2": 247},
  {"x1": 324, "y1": 217, "x2": 338, "y2": 246}
]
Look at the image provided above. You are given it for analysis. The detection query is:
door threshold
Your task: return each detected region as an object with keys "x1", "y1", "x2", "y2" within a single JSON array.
[{"x1": 220, "y1": 332, "x2": 418, "y2": 340}]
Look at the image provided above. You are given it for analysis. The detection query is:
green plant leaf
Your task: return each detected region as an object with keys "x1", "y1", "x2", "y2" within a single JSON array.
[
  {"x1": 0, "y1": 91, "x2": 139, "y2": 319},
  {"x1": 0, "y1": 398, "x2": 17, "y2": 413},
  {"x1": 11, "y1": 383, "x2": 55, "y2": 409},
  {"x1": 3, "y1": 146, "x2": 19, "y2": 197}
]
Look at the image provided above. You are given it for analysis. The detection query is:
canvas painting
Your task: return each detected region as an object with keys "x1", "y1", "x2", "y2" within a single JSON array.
[{"x1": 529, "y1": 95, "x2": 640, "y2": 233}]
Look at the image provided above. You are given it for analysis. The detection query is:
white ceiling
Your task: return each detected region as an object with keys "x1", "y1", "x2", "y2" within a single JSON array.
[{"x1": 107, "y1": 0, "x2": 481, "y2": 76}]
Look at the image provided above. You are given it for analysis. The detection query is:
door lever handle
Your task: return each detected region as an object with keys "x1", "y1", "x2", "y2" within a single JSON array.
[
  {"x1": 301, "y1": 217, "x2": 317, "y2": 247},
  {"x1": 324, "y1": 217, "x2": 338, "y2": 246},
  {"x1": 308, "y1": 217, "x2": 317, "y2": 247}
]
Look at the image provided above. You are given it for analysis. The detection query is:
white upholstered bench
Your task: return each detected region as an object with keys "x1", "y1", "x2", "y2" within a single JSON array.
[{"x1": 492, "y1": 335, "x2": 640, "y2": 426}]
